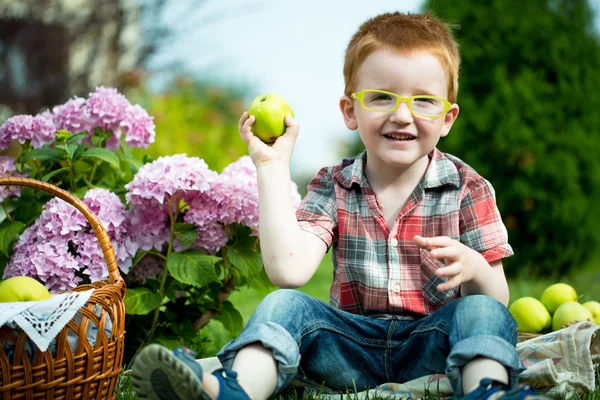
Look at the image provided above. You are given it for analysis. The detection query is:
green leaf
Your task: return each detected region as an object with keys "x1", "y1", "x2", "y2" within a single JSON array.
[
  {"x1": 166, "y1": 250, "x2": 221, "y2": 287},
  {"x1": 174, "y1": 223, "x2": 198, "y2": 247},
  {"x1": 73, "y1": 160, "x2": 93, "y2": 174},
  {"x1": 67, "y1": 132, "x2": 88, "y2": 143},
  {"x1": 0, "y1": 221, "x2": 25, "y2": 257},
  {"x1": 123, "y1": 287, "x2": 162, "y2": 315},
  {"x1": 226, "y1": 247, "x2": 263, "y2": 278},
  {"x1": 72, "y1": 143, "x2": 87, "y2": 160},
  {"x1": 21, "y1": 148, "x2": 61, "y2": 163},
  {"x1": 216, "y1": 301, "x2": 243, "y2": 335},
  {"x1": 42, "y1": 166, "x2": 70, "y2": 182},
  {"x1": 56, "y1": 143, "x2": 78, "y2": 160},
  {"x1": 83, "y1": 148, "x2": 120, "y2": 168}
]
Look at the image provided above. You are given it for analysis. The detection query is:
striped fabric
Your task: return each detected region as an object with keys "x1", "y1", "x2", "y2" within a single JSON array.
[{"x1": 296, "y1": 148, "x2": 513, "y2": 318}]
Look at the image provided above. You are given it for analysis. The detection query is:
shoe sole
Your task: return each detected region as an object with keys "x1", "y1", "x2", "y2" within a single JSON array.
[{"x1": 130, "y1": 344, "x2": 213, "y2": 400}]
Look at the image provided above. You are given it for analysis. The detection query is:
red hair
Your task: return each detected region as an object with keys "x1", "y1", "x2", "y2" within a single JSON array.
[{"x1": 344, "y1": 12, "x2": 460, "y2": 102}]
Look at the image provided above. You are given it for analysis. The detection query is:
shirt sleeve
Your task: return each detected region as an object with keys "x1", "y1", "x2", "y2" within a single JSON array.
[
  {"x1": 295, "y1": 166, "x2": 338, "y2": 249},
  {"x1": 459, "y1": 178, "x2": 514, "y2": 263}
]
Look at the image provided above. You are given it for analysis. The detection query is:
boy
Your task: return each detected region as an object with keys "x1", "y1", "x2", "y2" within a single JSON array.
[{"x1": 132, "y1": 12, "x2": 547, "y2": 400}]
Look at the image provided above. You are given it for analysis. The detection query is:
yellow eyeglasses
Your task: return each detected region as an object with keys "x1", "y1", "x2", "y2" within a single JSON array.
[{"x1": 351, "y1": 89, "x2": 452, "y2": 118}]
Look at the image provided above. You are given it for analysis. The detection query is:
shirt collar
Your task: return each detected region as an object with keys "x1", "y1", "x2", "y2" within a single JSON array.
[{"x1": 334, "y1": 148, "x2": 461, "y2": 190}]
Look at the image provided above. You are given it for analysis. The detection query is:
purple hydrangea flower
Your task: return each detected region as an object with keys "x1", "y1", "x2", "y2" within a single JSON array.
[
  {"x1": 72, "y1": 188, "x2": 140, "y2": 279},
  {"x1": 3, "y1": 188, "x2": 141, "y2": 290},
  {"x1": 0, "y1": 156, "x2": 27, "y2": 201},
  {"x1": 121, "y1": 104, "x2": 156, "y2": 148},
  {"x1": 4, "y1": 198, "x2": 88, "y2": 291}
]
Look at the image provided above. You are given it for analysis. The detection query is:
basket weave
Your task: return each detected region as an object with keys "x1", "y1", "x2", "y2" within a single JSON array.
[
  {"x1": 517, "y1": 321, "x2": 580, "y2": 343},
  {"x1": 0, "y1": 177, "x2": 126, "y2": 400}
]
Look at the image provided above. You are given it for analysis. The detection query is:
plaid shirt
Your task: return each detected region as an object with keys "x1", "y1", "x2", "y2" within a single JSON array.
[{"x1": 296, "y1": 148, "x2": 513, "y2": 318}]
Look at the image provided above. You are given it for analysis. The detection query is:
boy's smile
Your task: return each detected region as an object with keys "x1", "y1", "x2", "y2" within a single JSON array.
[{"x1": 340, "y1": 48, "x2": 459, "y2": 180}]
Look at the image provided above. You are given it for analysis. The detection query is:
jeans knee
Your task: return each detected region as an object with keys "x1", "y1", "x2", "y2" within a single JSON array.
[
  {"x1": 250, "y1": 289, "x2": 311, "y2": 324},
  {"x1": 454, "y1": 295, "x2": 516, "y2": 336}
]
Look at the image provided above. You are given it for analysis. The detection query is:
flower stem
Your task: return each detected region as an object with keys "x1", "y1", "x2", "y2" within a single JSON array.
[
  {"x1": 146, "y1": 197, "x2": 178, "y2": 344},
  {"x1": 88, "y1": 160, "x2": 99, "y2": 184},
  {"x1": 1, "y1": 202, "x2": 13, "y2": 222}
]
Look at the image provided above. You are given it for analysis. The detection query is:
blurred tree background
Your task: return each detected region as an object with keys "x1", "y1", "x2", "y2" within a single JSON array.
[
  {"x1": 345, "y1": 0, "x2": 600, "y2": 278},
  {"x1": 0, "y1": 0, "x2": 248, "y2": 171}
]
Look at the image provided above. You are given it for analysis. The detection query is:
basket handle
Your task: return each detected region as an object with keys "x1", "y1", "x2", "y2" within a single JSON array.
[{"x1": 0, "y1": 177, "x2": 123, "y2": 286}]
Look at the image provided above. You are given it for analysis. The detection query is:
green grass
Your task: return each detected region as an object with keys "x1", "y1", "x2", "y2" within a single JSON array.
[{"x1": 116, "y1": 254, "x2": 600, "y2": 399}]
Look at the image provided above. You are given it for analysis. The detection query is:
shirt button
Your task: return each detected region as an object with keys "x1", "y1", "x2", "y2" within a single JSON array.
[
  {"x1": 390, "y1": 238, "x2": 398, "y2": 246},
  {"x1": 392, "y1": 281, "x2": 401, "y2": 293}
]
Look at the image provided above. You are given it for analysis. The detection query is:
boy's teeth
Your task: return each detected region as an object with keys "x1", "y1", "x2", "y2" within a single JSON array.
[{"x1": 385, "y1": 134, "x2": 413, "y2": 140}]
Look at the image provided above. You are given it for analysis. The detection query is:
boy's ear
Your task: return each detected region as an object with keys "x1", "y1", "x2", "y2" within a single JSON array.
[
  {"x1": 440, "y1": 103, "x2": 460, "y2": 137},
  {"x1": 339, "y1": 95, "x2": 358, "y2": 130}
]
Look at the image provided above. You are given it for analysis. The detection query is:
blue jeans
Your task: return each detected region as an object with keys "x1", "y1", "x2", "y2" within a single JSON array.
[{"x1": 217, "y1": 290, "x2": 524, "y2": 397}]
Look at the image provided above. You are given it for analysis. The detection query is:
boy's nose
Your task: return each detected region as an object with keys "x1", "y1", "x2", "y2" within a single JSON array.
[{"x1": 389, "y1": 101, "x2": 413, "y2": 124}]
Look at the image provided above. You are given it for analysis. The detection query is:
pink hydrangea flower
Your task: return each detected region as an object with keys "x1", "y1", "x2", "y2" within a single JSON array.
[
  {"x1": 121, "y1": 104, "x2": 156, "y2": 148},
  {"x1": 206, "y1": 156, "x2": 302, "y2": 233},
  {"x1": 53, "y1": 96, "x2": 91, "y2": 134},
  {"x1": 85, "y1": 86, "x2": 131, "y2": 149},
  {"x1": 31, "y1": 111, "x2": 57, "y2": 148},
  {"x1": 0, "y1": 156, "x2": 27, "y2": 201},
  {"x1": 0, "y1": 112, "x2": 57, "y2": 149},
  {"x1": 125, "y1": 154, "x2": 219, "y2": 252},
  {"x1": 184, "y1": 194, "x2": 228, "y2": 254}
]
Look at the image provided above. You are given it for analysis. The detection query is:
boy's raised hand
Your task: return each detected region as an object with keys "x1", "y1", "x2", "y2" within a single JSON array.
[
  {"x1": 238, "y1": 112, "x2": 299, "y2": 168},
  {"x1": 413, "y1": 235, "x2": 485, "y2": 292}
]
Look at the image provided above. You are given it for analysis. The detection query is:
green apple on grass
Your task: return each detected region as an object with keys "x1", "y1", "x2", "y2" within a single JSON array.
[
  {"x1": 0, "y1": 276, "x2": 51, "y2": 302},
  {"x1": 582, "y1": 301, "x2": 600, "y2": 325},
  {"x1": 551, "y1": 301, "x2": 593, "y2": 331},
  {"x1": 540, "y1": 282, "x2": 578, "y2": 314},
  {"x1": 248, "y1": 93, "x2": 294, "y2": 144},
  {"x1": 508, "y1": 296, "x2": 551, "y2": 333}
]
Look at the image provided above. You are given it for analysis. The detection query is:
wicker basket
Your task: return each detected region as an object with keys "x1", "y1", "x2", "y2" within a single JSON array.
[{"x1": 0, "y1": 177, "x2": 126, "y2": 400}]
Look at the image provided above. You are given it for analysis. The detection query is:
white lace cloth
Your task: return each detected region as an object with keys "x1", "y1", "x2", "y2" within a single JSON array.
[{"x1": 0, "y1": 290, "x2": 94, "y2": 351}]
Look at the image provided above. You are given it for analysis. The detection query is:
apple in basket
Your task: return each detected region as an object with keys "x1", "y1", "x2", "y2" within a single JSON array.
[
  {"x1": 0, "y1": 276, "x2": 51, "y2": 302},
  {"x1": 248, "y1": 92, "x2": 294, "y2": 144}
]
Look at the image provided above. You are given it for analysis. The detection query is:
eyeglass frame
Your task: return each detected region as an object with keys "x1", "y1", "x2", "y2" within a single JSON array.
[{"x1": 350, "y1": 89, "x2": 452, "y2": 118}]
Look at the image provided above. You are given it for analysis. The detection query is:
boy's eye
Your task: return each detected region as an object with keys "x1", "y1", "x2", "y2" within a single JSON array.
[
  {"x1": 369, "y1": 93, "x2": 394, "y2": 101},
  {"x1": 413, "y1": 96, "x2": 437, "y2": 104}
]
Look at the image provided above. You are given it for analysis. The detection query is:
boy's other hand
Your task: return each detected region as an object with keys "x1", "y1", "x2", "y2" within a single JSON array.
[
  {"x1": 238, "y1": 112, "x2": 300, "y2": 168},
  {"x1": 413, "y1": 235, "x2": 484, "y2": 292}
]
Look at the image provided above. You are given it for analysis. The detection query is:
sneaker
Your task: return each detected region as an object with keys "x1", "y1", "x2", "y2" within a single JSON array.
[
  {"x1": 130, "y1": 344, "x2": 250, "y2": 400},
  {"x1": 458, "y1": 378, "x2": 553, "y2": 399}
]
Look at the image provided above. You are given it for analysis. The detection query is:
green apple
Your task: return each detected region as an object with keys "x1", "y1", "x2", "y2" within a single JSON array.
[
  {"x1": 582, "y1": 301, "x2": 600, "y2": 325},
  {"x1": 248, "y1": 93, "x2": 294, "y2": 144},
  {"x1": 509, "y1": 296, "x2": 551, "y2": 333},
  {"x1": 540, "y1": 283, "x2": 578, "y2": 314},
  {"x1": 551, "y1": 301, "x2": 593, "y2": 331},
  {"x1": 0, "y1": 276, "x2": 51, "y2": 302}
]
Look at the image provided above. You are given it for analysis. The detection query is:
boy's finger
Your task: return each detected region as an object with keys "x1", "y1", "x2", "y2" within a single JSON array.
[
  {"x1": 239, "y1": 115, "x2": 256, "y2": 144},
  {"x1": 283, "y1": 114, "x2": 300, "y2": 140},
  {"x1": 430, "y1": 247, "x2": 458, "y2": 262},
  {"x1": 238, "y1": 111, "x2": 249, "y2": 132},
  {"x1": 437, "y1": 275, "x2": 461, "y2": 292},
  {"x1": 436, "y1": 262, "x2": 461, "y2": 277}
]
